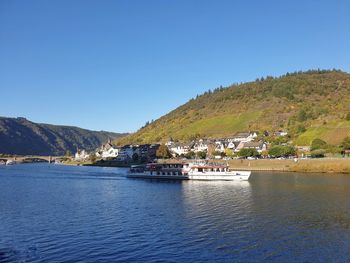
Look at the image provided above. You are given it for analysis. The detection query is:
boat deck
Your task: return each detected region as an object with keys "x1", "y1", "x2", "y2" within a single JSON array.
[{"x1": 127, "y1": 174, "x2": 189, "y2": 180}]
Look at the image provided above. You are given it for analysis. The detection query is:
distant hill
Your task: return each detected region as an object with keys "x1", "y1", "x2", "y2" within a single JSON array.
[
  {"x1": 116, "y1": 69, "x2": 350, "y2": 146},
  {"x1": 0, "y1": 117, "x2": 128, "y2": 155}
]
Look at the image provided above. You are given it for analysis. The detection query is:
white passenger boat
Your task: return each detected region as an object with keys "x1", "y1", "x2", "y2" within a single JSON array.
[{"x1": 127, "y1": 162, "x2": 250, "y2": 181}]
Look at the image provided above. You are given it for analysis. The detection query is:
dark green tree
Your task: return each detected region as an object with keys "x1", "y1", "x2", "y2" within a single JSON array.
[
  {"x1": 311, "y1": 138, "x2": 327, "y2": 151},
  {"x1": 268, "y1": 145, "x2": 296, "y2": 157},
  {"x1": 184, "y1": 151, "x2": 196, "y2": 159},
  {"x1": 297, "y1": 109, "x2": 307, "y2": 122},
  {"x1": 340, "y1": 136, "x2": 350, "y2": 150},
  {"x1": 238, "y1": 148, "x2": 259, "y2": 158},
  {"x1": 346, "y1": 112, "x2": 350, "y2": 121},
  {"x1": 196, "y1": 151, "x2": 207, "y2": 159},
  {"x1": 297, "y1": 125, "x2": 306, "y2": 133},
  {"x1": 132, "y1": 153, "x2": 139, "y2": 162},
  {"x1": 310, "y1": 149, "x2": 325, "y2": 158}
]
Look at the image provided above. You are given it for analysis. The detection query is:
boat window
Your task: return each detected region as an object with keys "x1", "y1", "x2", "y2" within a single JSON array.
[
  {"x1": 198, "y1": 168, "x2": 203, "y2": 172},
  {"x1": 184, "y1": 173, "x2": 188, "y2": 176},
  {"x1": 162, "y1": 172, "x2": 165, "y2": 175},
  {"x1": 167, "y1": 172, "x2": 171, "y2": 175},
  {"x1": 173, "y1": 172, "x2": 176, "y2": 175}
]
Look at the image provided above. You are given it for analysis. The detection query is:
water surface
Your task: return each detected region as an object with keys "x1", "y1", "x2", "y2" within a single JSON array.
[{"x1": 1, "y1": 164, "x2": 350, "y2": 262}]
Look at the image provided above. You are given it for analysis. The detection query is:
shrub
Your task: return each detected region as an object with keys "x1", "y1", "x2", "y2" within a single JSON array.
[
  {"x1": 311, "y1": 138, "x2": 327, "y2": 151},
  {"x1": 268, "y1": 145, "x2": 296, "y2": 157},
  {"x1": 340, "y1": 136, "x2": 350, "y2": 151},
  {"x1": 346, "y1": 112, "x2": 350, "y2": 121},
  {"x1": 238, "y1": 148, "x2": 259, "y2": 158},
  {"x1": 297, "y1": 109, "x2": 307, "y2": 122},
  {"x1": 310, "y1": 149, "x2": 326, "y2": 158},
  {"x1": 297, "y1": 125, "x2": 306, "y2": 133},
  {"x1": 184, "y1": 151, "x2": 196, "y2": 159},
  {"x1": 196, "y1": 151, "x2": 207, "y2": 159}
]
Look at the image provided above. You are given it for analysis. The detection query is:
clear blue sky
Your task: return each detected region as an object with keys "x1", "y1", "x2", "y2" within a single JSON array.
[{"x1": 1, "y1": 0, "x2": 349, "y2": 133}]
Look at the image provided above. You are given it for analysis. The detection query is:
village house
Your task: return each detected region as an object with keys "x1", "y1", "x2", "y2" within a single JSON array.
[
  {"x1": 139, "y1": 144, "x2": 160, "y2": 161},
  {"x1": 192, "y1": 139, "x2": 211, "y2": 153},
  {"x1": 241, "y1": 141, "x2": 267, "y2": 153},
  {"x1": 96, "y1": 140, "x2": 120, "y2": 159},
  {"x1": 165, "y1": 140, "x2": 175, "y2": 147},
  {"x1": 116, "y1": 144, "x2": 161, "y2": 162},
  {"x1": 74, "y1": 149, "x2": 90, "y2": 161},
  {"x1": 226, "y1": 140, "x2": 241, "y2": 151},
  {"x1": 169, "y1": 143, "x2": 192, "y2": 156},
  {"x1": 274, "y1": 131, "x2": 288, "y2": 137},
  {"x1": 116, "y1": 145, "x2": 138, "y2": 162},
  {"x1": 214, "y1": 140, "x2": 226, "y2": 153},
  {"x1": 228, "y1": 132, "x2": 258, "y2": 143}
]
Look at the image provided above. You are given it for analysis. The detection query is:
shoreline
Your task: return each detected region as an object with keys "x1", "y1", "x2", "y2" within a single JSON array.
[
  {"x1": 7, "y1": 157, "x2": 350, "y2": 174},
  {"x1": 226, "y1": 158, "x2": 350, "y2": 174}
]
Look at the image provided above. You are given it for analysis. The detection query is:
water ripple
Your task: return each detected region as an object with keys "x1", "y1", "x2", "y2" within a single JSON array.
[{"x1": 1, "y1": 165, "x2": 350, "y2": 261}]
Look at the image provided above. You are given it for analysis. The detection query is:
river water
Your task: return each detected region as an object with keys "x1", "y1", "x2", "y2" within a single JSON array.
[{"x1": 0, "y1": 164, "x2": 350, "y2": 262}]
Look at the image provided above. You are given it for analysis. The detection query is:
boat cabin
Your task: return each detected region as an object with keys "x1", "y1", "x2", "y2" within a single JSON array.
[{"x1": 190, "y1": 165, "x2": 229, "y2": 173}]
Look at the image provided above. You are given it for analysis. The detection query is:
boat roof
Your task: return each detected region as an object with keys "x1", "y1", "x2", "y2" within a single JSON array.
[
  {"x1": 190, "y1": 165, "x2": 227, "y2": 169},
  {"x1": 147, "y1": 163, "x2": 186, "y2": 166}
]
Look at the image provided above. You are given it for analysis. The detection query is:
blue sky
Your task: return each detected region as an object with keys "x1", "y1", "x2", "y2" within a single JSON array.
[{"x1": 1, "y1": 0, "x2": 349, "y2": 133}]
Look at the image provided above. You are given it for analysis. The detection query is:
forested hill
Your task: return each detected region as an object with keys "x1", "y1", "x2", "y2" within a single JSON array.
[
  {"x1": 116, "y1": 69, "x2": 350, "y2": 146},
  {"x1": 0, "y1": 117, "x2": 127, "y2": 155}
]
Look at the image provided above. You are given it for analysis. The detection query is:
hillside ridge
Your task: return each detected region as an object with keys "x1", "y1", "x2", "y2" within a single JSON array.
[
  {"x1": 0, "y1": 117, "x2": 127, "y2": 155},
  {"x1": 116, "y1": 69, "x2": 350, "y2": 146}
]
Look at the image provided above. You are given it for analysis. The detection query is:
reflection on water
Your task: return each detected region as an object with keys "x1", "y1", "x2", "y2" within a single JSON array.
[{"x1": 1, "y1": 165, "x2": 350, "y2": 262}]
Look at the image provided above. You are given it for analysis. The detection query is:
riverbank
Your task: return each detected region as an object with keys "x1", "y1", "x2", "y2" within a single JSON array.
[
  {"x1": 61, "y1": 158, "x2": 350, "y2": 174},
  {"x1": 227, "y1": 158, "x2": 350, "y2": 174}
]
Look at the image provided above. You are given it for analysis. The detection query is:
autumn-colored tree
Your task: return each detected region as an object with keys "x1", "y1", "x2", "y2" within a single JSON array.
[{"x1": 156, "y1": 144, "x2": 172, "y2": 159}]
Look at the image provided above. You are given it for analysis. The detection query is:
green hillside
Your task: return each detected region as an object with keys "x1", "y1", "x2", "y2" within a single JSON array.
[
  {"x1": 0, "y1": 117, "x2": 128, "y2": 155},
  {"x1": 116, "y1": 70, "x2": 350, "y2": 146}
]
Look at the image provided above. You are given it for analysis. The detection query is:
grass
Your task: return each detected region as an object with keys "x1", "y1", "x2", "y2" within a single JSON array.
[
  {"x1": 295, "y1": 121, "x2": 350, "y2": 146},
  {"x1": 295, "y1": 127, "x2": 329, "y2": 145},
  {"x1": 227, "y1": 158, "x2": 350, "y2": 174}
]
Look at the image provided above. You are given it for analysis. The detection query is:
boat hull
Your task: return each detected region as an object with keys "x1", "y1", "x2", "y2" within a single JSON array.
[
  {"x1": 127, "y1": 173, "x2": 188, "y2": 180},
  {"x1": 127, "y1": 171, "x2": 250, "y2": 181},
  {"x1": 188, "y1": 171, "x2": 250, "y2": 181}
]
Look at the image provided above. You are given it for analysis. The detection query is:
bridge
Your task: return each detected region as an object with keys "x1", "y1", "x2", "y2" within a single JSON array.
[{"x1": 1, "y1": 156, "x2": 66, "y2": 164}]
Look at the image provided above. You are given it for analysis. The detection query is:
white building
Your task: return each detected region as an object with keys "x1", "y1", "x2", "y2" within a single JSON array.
[
  {"x1": 193, "y1": 139, "x2": 210, "y2": 153},
  {"x1": 241, "y1": 141, "x2": 267, "y2": 153},
  {"x1": 101, "y1": 147, "x2": 119, "y2": 158},
  {"x1": 228, "y1": 132, "x2": 258, "y2": 143},
  {"x1": 75, "y1": 149, "x2": 89, "y2": 161},
  {"x1": 169, "y1": 143, "x2": 191, "y2": 156},
  {"x1": 274, "y1": 131, "x2": 288, "y2": 137},
  {"x1": 214, "y1": 140, "x2": 226, "y2": 153},
  {"x1": 96, "y1": 140, "x2": 120, "y2": 159},
  {"x1": 116, "y1": 145, "x2": 139, "y2": 161},
  {"x1": 226, "y1": 141, "x2": 240, "y2": 151}
]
